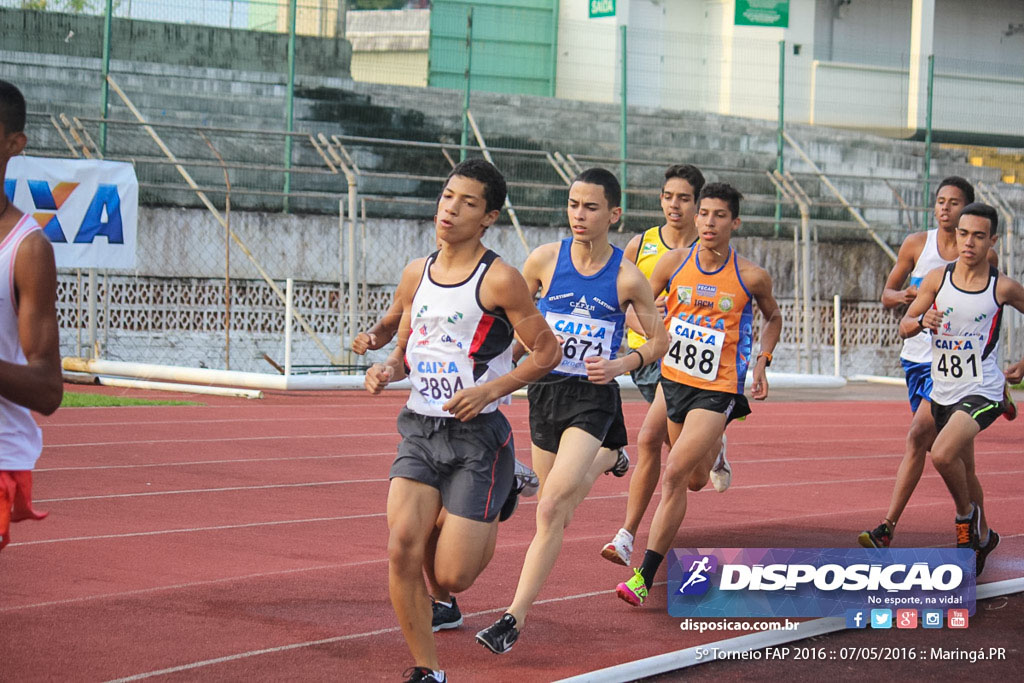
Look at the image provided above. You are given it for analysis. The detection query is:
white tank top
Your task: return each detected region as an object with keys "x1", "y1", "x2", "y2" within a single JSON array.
[
  {"x1": 929, "y1": 264, "x2": 1004, "y2": 405},
  {"x1": 901, "y1": 230, "x2": 954, "y2": 363},
  {"x1": 0, "y1": 215, "x2": 45, "y2": 470},
  {"x1": 405, "y1": 250, "x2": 514, "y2": 418}
]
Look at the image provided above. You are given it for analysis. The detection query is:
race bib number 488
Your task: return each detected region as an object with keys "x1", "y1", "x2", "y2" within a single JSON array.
[{"x1": 665, "y1": 317, "x2": 723, "y2": 381}]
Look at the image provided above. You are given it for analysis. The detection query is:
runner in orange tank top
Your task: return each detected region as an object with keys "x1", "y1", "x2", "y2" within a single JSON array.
[{"x1": 615, "y1": 182, "x2": 783, "y2": 607}]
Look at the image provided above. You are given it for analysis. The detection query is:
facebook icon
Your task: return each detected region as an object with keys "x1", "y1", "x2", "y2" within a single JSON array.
[{"x1": 846, "y1": 609, "x2": 868, "y2": 629}]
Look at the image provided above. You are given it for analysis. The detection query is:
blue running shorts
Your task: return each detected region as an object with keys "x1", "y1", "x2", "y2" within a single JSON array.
[{"x1": 901, "y1": 358, "x2": 933, "y2": 413}]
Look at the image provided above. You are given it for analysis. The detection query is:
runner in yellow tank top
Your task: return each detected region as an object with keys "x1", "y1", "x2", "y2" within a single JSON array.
[
  {"x1": 602, "y1": 164, "x2": 706, "y2": 567},
  {"x1": 615, "y1": 182, "x2": 783, "y2": 607}
]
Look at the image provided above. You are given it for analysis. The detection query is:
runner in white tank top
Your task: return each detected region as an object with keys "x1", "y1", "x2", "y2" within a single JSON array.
[
  {"x1": 859, "y1": 177, "x2": 1000, "y2": 551},
  {"x1": 0, "y1": 78, "x2": 64, "y2": 552},
  {"x1": 900, "y1": 202, "x2": 1024, "y2": 574}
]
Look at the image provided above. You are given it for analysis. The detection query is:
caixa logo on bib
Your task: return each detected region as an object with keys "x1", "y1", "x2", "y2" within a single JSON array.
[{"x1": 667, "y1": 548, "x2": 975, "y2": 618}]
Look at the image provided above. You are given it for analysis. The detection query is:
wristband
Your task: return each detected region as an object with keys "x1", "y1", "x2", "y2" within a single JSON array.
[
  {"x1": 918, "y1": 312, "x2": 927, "y2": 329},
  {"x1": 630, "y1": 348, "x2": 646, "y2": 371},
  {"x1": 757, "y1": 352, "x2": 773, "y2": 367}
]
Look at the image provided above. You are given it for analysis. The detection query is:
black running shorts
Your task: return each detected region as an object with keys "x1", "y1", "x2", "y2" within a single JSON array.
[
  {"x1": 629, "y1": 360, "x2": 662, "y2": 404},
  {"x1": 931, "y1": 395, "x2": 1004, "y2": 433},
  {"x1": 527, "y1": 372, "x2": 623, "y2": 453},
  {"x1": 390, "y1": 407, "x2": 514, "y2": 523},
  {"x1": 660, "y1": 376, "x2": 751, "y2": 425}
]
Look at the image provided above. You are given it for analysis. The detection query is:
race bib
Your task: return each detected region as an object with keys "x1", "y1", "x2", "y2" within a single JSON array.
[
  {"x1": 932, "y1": 335, "x2": 983, "y2": 384},
  {"x1": 410, "y1": 357, "x2": 475, "y2": 411},
  {"x1": 664, "y1": 317, "x2": 724, "y2": 381},
  {"x1": 545, "y1": 311, "x2": 615, "y2": 376}
]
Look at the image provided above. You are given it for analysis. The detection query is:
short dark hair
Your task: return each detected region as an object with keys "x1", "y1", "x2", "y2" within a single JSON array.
[
  {"x1": 663, "y1": 164, "x2": 705, "y2": 197},
  {"x1": 0, "y1": 79, "x2": 26, "y2": 134},
  {"x1": 572, "y1": 167, "x2": 621, "y2": 208},
  {"x1": 936, "y1": 176, "x2": 975, "y2": 205},
  {"x1": 698, "y1": 182, "x2": 743, "y2": 219},
  {"x1": 960, "y1": 202, "x2": 999, "y2": 235},
  {"x1": 446, "y1": 158, "x2": 507, "y2": 213}
]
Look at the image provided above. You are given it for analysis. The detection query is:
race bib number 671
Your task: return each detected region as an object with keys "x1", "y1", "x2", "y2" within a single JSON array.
[{"x1": 665, "y1": 317, "x2": 723, "y2": 381}]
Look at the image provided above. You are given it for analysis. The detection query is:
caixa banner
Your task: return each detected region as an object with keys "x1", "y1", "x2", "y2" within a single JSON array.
[
  {"x1": 667, "y1": 548, "x2": 975, "y2": 617},
  {"x1": 4, "y1": 156, "x2": 139, "y2": 270}
]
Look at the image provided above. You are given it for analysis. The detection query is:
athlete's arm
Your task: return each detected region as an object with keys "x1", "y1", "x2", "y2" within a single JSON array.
[
  {"x1": 987, "y1": 248, "x2": 1000, "y2": 267},
  {"x1": 442, "y1": 260, "x2": 561, "y2": 421},
  {"x1": 648, "y1": 248, "x2": 685, "y2": 302},
  {"x1": 996, "y1": 274, "x2": 1024, "y2": 383},
  {"x1": 510, "y1": 244, "x2": 556, "y2": 363},
  {"x1": 898, "y1": 267, "x2": 944, "y2": 338},
  {"x1": 744, "y1": 262, "x2": 782, "y2": 401},
  {"x1": 623, "y1": 234, "x2": 642, "y2": 264},
  {"x1": 585, "y1": 263, "x2": 668, "y2": 384},
  {"x1": 882, "y1": 232, "x2": 926, "y2": 308},
  {"x1": 365, "y1": 259, "x2": 423, "y2": 394},
  {"x1": 0, "y1": 230, "x2": 62, "y2": 415},
  {"x1": 352, "y1": 291, "x2": 404, "y2": 355}
]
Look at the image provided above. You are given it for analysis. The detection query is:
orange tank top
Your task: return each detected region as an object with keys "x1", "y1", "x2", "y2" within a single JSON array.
[{"x1": 661, "y1": 245, "x2": 754, "y2": 394}]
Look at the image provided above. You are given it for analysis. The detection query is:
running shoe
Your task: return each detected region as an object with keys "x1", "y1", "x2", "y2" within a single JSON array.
[
  {"x1": 402, "y1": 666, "x2": 447, "y2": 682},
  {"x1": 616, "y1": 568, "x2": 648, "y2": 607},
  {"x1": 1002, "y1": 383, "x2": 1017, "y2": 421},
  {"x1": 600, "y1": 528, "x2": 634, "y2": 566},
  {"x1": 605, "y1": 448, "x2": 630, "y2": 477},
  {"x1": 499, "y1": 461, "x2": 539, "y2": 522},
  {"x1": 431, "y1": 596, "x2": 463, "y2": 632},
  {"x1": 475, "y1": 613, "x2": 519, "y2": 654},
  {"x1": 858, "y1": 522, "x2": 893, "y2": 549},
  {"x1": 709, "y1": 435, "x2": 731, "y2": 493},
  {"x1": 955, "y1": 504, "x2": 980, "y2": 549},
  {"x1": 976, "y1": 530, "x2": 1000, "y2": 577}
]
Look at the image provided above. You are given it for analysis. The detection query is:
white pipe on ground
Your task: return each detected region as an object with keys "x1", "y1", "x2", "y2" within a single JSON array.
[{"x1": 97, "y1": 377, "x2": 263, "y2": 400}]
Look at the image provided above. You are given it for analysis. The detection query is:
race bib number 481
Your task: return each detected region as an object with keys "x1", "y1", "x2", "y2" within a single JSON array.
[
  {"x1": 665, "y1": 317, "x2": 723, "y2": 381},
  {"x1": 932, "y1": 335, "x2": 983, "y2": 384}
]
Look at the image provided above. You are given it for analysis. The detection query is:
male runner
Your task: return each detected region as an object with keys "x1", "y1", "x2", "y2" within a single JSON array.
[
  {"x1": 602, "y1": 163, "x2": 724, "y2": 567},
  {"x1": 365, "y1": 159, "x2": 560, "y2": 682},
  {"x1": 616, "y1": 182, "x2": 782, "y2": 606},
  {"x1": 0, "y1": 80, "x2": 63, "y2": 552},
  {"x1": 899, "y1": 202, "x2": 1024, "y2": 575},
  {"x1": 859, "y1": 177, "x2": 1002, "y2": 550},
  {"x1": 475, "y1": 168, "x2": 667, "y2": 654}
]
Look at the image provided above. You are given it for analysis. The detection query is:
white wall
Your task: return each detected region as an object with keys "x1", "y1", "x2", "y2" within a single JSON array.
[
  {"x1": 935, "y1": 0, "x2": 1024, "y2": 72},
  {"x1": 555, "y1": 0, "x2": 618, "y2": 103}
]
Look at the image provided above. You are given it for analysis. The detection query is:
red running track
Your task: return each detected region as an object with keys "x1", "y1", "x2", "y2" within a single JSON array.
[{"x1": 1, "y1": 384, "x2": 1022, "y2": 681}]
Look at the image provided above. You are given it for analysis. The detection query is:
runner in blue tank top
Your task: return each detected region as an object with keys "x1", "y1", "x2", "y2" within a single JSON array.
[{"x1": 476, "y1": 168, "x2": 667, "y2": 655}]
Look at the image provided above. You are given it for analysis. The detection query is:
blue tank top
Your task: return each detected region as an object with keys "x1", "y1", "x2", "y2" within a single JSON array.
[{"x1": 537, "y1": 237, "x2": 626, "y2": 377}]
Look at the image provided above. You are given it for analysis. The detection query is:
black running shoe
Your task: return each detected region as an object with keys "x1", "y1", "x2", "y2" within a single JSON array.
[
  {"x1": 955, "y1": 505, "x2": 980, "y2": 549},
  {"x1": 402, "y1": 666, "x2": 447, "y2": 682},
  {"x1": 431, "y1": 596, "x2": 463, "y2": 632},
  {"x1": 605, "y1": 448, "x2": 630, "y2": 477},
  {"x1": 475, "y1": 613, "x2": 519, "y2": 654},
  {"x1": 858, "y1": 522, "x2": 893, "y2": 548},
  {"x1": 498, "y1": 487, "x2": 519, "y2": 522},
  {"x1": 976, "y1": 530, "x2": 1000, "y2": 576}
]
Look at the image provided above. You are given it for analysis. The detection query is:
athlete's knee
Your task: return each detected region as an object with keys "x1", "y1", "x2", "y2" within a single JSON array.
[
  {"x1": 929, "y1": 448, "x2": 957, "y2": 470},
  {"x1": 637, "y1": 422, "x2": 665, "y2": 453},
  {"x1": 434, "y1": 563, "x2": 481, "y2": 594},
  {"x1": 687, "y1": 470, "x2": 708, "y2": 492},
  {"x1": 906, "y1": 420, "x2": 935, "y2": 452},
  {"x1": 535, "y1": 492, "x2": 573, "y2": 530},
  {"x1": 387, "y1": 527, "x2": 426, "y2": 570}
]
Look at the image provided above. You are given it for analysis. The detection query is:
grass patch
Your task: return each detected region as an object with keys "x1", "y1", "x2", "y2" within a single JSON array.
[{"x1": 61, "y1": 392, "x2": 200, "y2": 408}]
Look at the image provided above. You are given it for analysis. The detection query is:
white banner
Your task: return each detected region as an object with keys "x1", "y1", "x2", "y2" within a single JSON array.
[{"x1": 4, "y1": 156, "x2": 139, "y2": 270}]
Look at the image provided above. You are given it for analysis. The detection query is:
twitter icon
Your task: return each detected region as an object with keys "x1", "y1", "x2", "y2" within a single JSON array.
[{"x1": 870, "y1": 609, "x2": 892, "y2": 629}]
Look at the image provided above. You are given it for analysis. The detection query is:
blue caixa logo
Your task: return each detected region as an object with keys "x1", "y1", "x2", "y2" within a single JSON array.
[{"x1": 676, "y1": 554, "x2": 718, "y2": 596}]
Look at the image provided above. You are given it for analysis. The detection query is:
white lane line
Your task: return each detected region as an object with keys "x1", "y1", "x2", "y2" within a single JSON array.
[
  {"x1": 44, "y1": 415, "x2": 402, "y2": 428},
  {"x1": 43, "y1": 432, "x2": 398, "y2": 448},
  {"x1": 36, "y1": 452, "x2": 395, "y2": 472},
  {"x1": 34, "y1": 478, "x2": 388, "y2": 503}
]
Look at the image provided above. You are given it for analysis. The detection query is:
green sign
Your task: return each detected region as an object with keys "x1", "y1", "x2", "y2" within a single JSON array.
[
  {"x1": 589, "y1": 0, "x2": 615, "y2": 19},
  {"x1": 735, "y1": 0, "x2": 789, "y2": 28}
]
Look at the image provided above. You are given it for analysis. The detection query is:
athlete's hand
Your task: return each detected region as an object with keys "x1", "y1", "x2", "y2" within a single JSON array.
[
  {"x1": 351, "y1": 332, "x2": 378, "y2": 355},
  {"x1": 751, "y1": 359, "x2": 769, "y2": 400},
  {"x1": 365, "y1": 363, "x2": 393, "y2": 394},
  {"x1": 584, "y1": 355, "x2": 620, "y2": 384},
  {"x1": 443, "y1": 385, "x2": 496, "y2": 422},
  {"x1": 902, "y1": 286, "x2": 918, "y2": 305},
  {"x1": 1005, "y1": 361, "x2": 1024, "y2": 385},
  {"x1": 920, "y1": 308, "x2": 943, "y2": 333},
  {"x1": 654, "y1": 294, "x2": 668, "y2": 318}
]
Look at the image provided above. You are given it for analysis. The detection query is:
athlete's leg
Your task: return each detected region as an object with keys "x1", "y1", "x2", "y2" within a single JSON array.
[
  {"x1": 963, "y1": 441, "x2": 988, "y2": 540},
  {"x1": 506, "y1": 428, "x2": 603, "y2": 627},
  {"x1": 645, "y1": 410, "x2": 728, "y2": 556},
  {"x1": 621, "y1": 384, "x2": 670, "y2": 536},
  {"x1": 424, "y1": 508, "x2": 498, "y2": 603},
  {"x1": 577, "y1": 447, "x2": 619, "y2": 507},
  {"x1": 929, "y1": 412, "x2": 980, "y2": 516},
  {"x1": 883, "y1": 401, "x2": 937, "y2": 525},
  {"x1": 386, "y1": 477, "x2": 445, "y2": 669},
  {"x1": 431, "y1": 513, "x2": 501, "y2": 595},
  {"x1": 686, "y1": 435, "x2": 724, "y2": 492}
]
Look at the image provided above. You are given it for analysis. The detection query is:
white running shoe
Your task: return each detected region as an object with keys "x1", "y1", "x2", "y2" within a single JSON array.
[
  {"x1": 514, "y1": 459, "x2": 539, "y2": 498},
  {"x1": 600, "y1": 528, "x2": 634, "y2": 566},
  {"x1": 709, "y1": 434, "x2": 731, "y2": 493}
]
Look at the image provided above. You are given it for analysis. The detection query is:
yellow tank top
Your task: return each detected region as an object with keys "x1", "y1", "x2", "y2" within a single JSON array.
[
  {"x1": 627, "y1": 226, "x2": 671, "y2": 349},
  {"x1": 661, "y1": 245, "x2": 754, "y2": 395}
]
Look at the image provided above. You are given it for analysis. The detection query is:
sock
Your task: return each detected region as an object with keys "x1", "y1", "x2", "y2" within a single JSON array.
[
  {"x1": 639, "y1": 549, "x2": 664, "y2": 589},
  {"x1": 434, "y1": 599, "x2": 452, "y2": 608}
]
